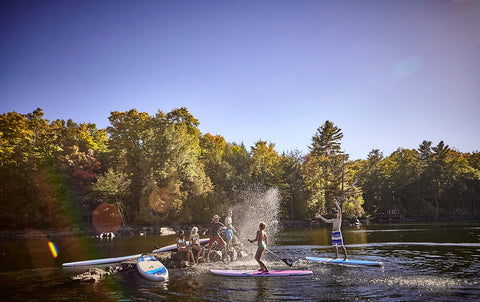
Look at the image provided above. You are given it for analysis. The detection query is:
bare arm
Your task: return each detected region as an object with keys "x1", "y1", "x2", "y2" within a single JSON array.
[
  {"x1": 250, "y1": 230, "x2": 261, "y2": 243},
  {"x1": 334, "y1": 199, "x2": 342, "y2": 212},
  {"x1": 315, "y1": 213, "x2": 333, "y2": 223}
]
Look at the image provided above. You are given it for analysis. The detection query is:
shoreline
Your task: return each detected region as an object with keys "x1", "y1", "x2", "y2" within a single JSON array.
[{"x1": 1, "y1": 217, "x2": 478, "y2": 239}]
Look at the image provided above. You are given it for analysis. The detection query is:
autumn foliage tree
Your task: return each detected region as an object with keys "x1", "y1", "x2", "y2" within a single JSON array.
[{"x1": 1, "y1": 108, "x2": 479, "y2": 229}]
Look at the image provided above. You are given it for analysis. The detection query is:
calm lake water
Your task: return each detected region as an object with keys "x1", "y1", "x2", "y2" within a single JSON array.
[{"x1": 1, "y1": 222, "x2": 479, "y2": 301}]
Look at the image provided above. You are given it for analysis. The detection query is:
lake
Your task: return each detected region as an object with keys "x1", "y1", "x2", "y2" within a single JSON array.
[{"x1": 1, "y1": 222, "x2": 479, "y2": 301}]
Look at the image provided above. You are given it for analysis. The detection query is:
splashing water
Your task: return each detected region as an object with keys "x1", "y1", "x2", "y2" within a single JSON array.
[{"x1": 229, "y1": 185, "x2": 282, "y2": 246}]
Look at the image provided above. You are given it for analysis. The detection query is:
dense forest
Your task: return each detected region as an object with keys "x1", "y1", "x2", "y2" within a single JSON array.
[{"x1": 1, "y1": 108, "x2": 479, "y2": 229}]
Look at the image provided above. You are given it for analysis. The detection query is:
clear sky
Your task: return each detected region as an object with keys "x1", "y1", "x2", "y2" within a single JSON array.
[{"x1": 1, "y1": 0, "x2": 479, "y2": 160}]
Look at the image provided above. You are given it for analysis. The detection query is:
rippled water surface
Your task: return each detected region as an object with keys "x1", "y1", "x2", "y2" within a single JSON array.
[{"x1": 1, "y1": 222, "x2": 479, "y2": 301}]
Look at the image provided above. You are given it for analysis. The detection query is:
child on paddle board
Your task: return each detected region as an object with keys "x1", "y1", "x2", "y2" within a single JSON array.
[
  {"x1": 248, "y1": 222, "x2": 269, "y2": 272},
  {"x1": 189, "y1": 227, "x2": 205, "y2": 264},
  {"x1": 177, "y1": 230, "x2": 195, "y2": 265},
  {"x1": 315, "y1": 199, "x2": 348, "y2": 260},
  {"x1": 224, "y1": 210, "x2": 236, "y2": 251},
  {"x1": 202, "y1": 214, "x2": 227, "y2": 261}
]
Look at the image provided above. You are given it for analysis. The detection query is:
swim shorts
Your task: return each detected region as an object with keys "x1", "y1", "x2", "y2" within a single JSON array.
[
  {"x1": 331, "y1": 231, "x2": 343, "y2": 246},
  {"x1": 225, "y1": 228, "x2": 233, "y2": 240},
  {"x1": 208, "y1": 236, "x2": 225, "y2": 247}
]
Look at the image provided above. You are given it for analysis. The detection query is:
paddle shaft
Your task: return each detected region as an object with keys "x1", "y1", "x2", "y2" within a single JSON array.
[
  {"x1": 247, "y1": 239, "x2": 293, "y2": 266},
  {"x1": 340, "y1": 180, "x2": 358, "y2": 199},
  {"x1": 318, "y1": 179, "x2": 358, "y2": 213}
]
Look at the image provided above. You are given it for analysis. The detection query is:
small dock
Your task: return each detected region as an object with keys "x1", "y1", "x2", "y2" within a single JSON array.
[{"x1": 372, "y1": 208, "x2": 402, "y2": 222}]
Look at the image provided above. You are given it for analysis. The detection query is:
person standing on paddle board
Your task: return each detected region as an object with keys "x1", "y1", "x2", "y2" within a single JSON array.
[
  {"x1": 315, "y1": 199, "x2": 348, "y2": 260},
  {"x1": 203, "y1": 214, "x2": 227, "y2": 261},
  {"x1": 248, "y1": 222, "x2": 269, "y2": 272}
]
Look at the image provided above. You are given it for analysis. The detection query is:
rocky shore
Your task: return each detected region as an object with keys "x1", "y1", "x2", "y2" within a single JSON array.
[{"x1": 70, "y1": 240, "x2": 248, "y2": 283}]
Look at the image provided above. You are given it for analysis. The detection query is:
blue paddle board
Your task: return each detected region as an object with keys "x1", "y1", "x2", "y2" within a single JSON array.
[
  {"x1": 210, "y1": 269, "x2": 313, "y2": 277},
  {"x1": 306, "y1": 256, "x2": 383, "y2": 267},
  {"x1": 137, "y1": 255, "x2": 168, "y2": 281}
]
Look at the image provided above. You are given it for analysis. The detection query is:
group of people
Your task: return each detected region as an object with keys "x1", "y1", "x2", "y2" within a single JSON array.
[
  {"x1": 176, "y1": 199, "x2": 348, "y2": 271},
  {"x1": 176, "y1": 210, "x2": 236, "y2": 265},
  {"x1": 176, "y1": 227, "x2": 205, "y2": 264},
  {"x1": 248, "y1": 198, "x2": 348, "y2": 273}
]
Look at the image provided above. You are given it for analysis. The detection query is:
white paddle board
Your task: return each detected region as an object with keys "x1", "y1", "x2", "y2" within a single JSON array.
[
  {"x1": 137, "y1": 255, "x2": 168, "y2": 281},
  {"x1": 152, "y1": 238, "x2": 209, "y2": 253},
  {"x1": 306, "y1": 256, "x2": 383, "y2": 266},
  {"x1": 210, "y1": 269, "x2": 313, "y2": 277},
  {"x1": 62, "y1": 253, "x2": 142, "y2": 267}
]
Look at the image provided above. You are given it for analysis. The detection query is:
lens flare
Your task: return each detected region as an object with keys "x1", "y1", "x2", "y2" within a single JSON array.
[
  {"x1": 92, "y1": 203, "x2": 122, "y2": 234},
  {"x1": 393, "y1": 56, "x2": 424, "y2": 78},
  {"x1": 48, "y1": 241, "x2": 59, "y2": 258}
]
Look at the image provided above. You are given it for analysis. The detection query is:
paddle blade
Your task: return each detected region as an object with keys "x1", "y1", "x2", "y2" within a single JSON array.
[{"x1": 282, "y1": 258, "x2": 294, "y2": 267}]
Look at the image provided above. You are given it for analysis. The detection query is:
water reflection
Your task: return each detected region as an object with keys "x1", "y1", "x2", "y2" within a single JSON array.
[{"x1": 1, "y1": 222, "x2": 479, "y2": 301}]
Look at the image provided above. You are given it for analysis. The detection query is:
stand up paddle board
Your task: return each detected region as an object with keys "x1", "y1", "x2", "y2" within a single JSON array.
[
  {"x1": 210, "y1": 269, "x2": 313, "y2": 277},
  {"x1": 152, "y1": 238, "x2": 209, "y2": 253},
  {"x1": 62, "y1": 253, "x2": 142, "y2": 267},
  {"x1": 306, "y1": 256, "x2": 383, "y2": 267},
  {"x1": 137, "y1": 255, "x2": 168, "y2": 281}
]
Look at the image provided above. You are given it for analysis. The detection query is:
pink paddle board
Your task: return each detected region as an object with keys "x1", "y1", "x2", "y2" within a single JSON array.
[{"x1": 210, "y1": 269, "x2": 312, "y2": 277}]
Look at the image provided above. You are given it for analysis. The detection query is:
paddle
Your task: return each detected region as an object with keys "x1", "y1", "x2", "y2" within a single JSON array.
[
  {"x1": 318, "y1": 179, "x2": 359, "y2": 214},
  {"x1": 247, "y1": 239, "x2": 294, "y2": 267},
  {"x1": 340, "y1": 179, "x2": 358, "y2": 200}
]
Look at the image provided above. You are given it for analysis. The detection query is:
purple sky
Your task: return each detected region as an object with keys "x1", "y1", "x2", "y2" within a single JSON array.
[{"x1": 1, "y1": 0, "x2": 479, "y2": 159}]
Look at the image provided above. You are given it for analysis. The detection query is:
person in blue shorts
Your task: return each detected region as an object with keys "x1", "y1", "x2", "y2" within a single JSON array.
[
  {"x1": 224, "y1": 210, "x2": 236, "y2": 251},
  {"x1": 315, "y1": 199, "x2": 348, "y2": 260}
]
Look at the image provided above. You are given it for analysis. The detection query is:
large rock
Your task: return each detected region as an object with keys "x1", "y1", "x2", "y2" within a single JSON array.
[{"x1": 70, "y1": 268, "x2": 110, "y2": 283}]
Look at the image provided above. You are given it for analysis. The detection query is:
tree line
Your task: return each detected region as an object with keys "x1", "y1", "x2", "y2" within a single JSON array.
[{"x1": 1, "y1": 108, "x2": 479, "y2": 229}]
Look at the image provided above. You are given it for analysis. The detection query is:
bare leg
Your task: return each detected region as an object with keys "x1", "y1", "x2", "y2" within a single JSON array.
[
  {"x1": 342, "y1": 246, "x2": 348, "y2": 260},
  {"x1": 206, "y1": 245, "x2": 212, "y2": 262},
  {"x1": 334, "y1": 246, "x2": 339, "y2": 259},
  {"x1": 255, "y1": 247, "x2": 268, "y2": 272},
  {"x1": 218, "y1": 238, "x2": 227, "y2": 259}
]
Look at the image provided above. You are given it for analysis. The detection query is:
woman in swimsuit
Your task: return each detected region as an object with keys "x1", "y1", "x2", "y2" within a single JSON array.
[
  {"x1": 177, "y1": 230, "x2": 194, "y2": 264},
  {"x1": 189, "y1": 227, "x2": 205, "y2": 264},
  {"x1": 249, "y1": 222, "x2": 269, "y2": 272}
]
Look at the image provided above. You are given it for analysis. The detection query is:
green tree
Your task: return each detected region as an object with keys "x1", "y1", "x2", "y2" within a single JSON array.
[
  {"x1": 279, "y1": 150, "x2": 307, "y2": 219},
  {"x1": 91, "y1": 169, "x2": 131, "y2": 224},
  {"x1": 250, "y1": 140, "x2": 282, "y2": 188},
  {"x1": 382, "y1": 148, "x2": 419, "y2": 216},
  {"x1": 303, "y1": 121, "x2": 346, "y2": 214},
  {"x1": 359, "y1": 149, "x2": 385, "y2": 214},
  {"x1": 107, "y1": 109, "x2": 152, "y2": 223}
]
